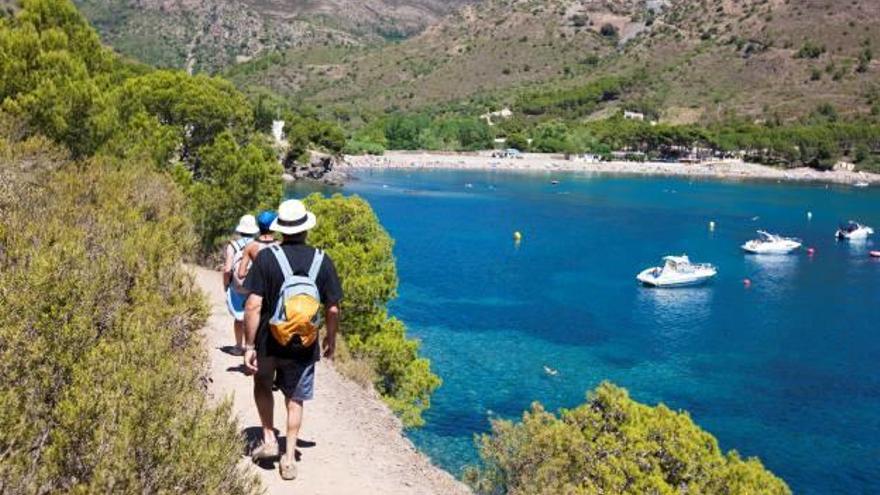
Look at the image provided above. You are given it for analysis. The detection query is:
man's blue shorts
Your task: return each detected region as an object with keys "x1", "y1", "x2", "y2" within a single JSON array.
[{"x1": 255, "y1": 355, "x2": 315, "y2": 401}]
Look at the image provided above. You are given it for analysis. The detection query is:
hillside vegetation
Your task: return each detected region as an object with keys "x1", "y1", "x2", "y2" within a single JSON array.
[
  {"x1": 228, "y1": 0, "x2": 880, "y2": 124},
  {"x1": 0, "y1": 129, "x2": 259, "y2": 494},
  {"x1": 1, "y1": 9, "x2": 438, "y2": 477},
  {"x1": 2, "y1": 1, "x2": 796, "y2": 492},
  {"x1": 73, "y1": 0, "x2": 476, "y2": 72}
]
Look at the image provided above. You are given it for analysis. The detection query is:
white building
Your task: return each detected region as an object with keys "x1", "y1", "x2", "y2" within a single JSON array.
[
  {"x1": 480, "y1": 108, "x2": 514, "y2": 126},
  {"x1": 623, "y1": 110, "x2": 645, "y2": 121},
  {"x1": 271, "y1": 120, "x2": 285, "y2": 144}
]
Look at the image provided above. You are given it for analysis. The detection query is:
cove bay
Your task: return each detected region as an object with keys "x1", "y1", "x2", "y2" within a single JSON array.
[{"x1": 291, "y1": 169, "x2": 880, "y2": 494}]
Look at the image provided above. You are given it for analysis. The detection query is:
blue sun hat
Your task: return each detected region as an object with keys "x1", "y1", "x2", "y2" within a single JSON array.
[{"x1": 256, "y1": 210, "x2": 277, "y2": 234}]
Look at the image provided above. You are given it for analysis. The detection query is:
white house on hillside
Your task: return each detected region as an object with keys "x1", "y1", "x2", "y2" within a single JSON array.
[
  {"x1": 271, "y1": 120, "x2": 285, "y2": 144},
  {"x1": 623, "y1": 110, "x2": 645, "y2": 121},
  {"x1": 480, "y1": 108, "x2": 514, "y2": 126}
]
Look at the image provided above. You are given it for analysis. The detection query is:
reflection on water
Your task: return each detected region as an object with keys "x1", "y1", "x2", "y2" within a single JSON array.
[
  {"x1": 636, "y1": 286, "x2": 713, "y2": 331},
  {"x1": 843, "y1": 238, "x2": 873, "y2": 251},
  {"x1": 744, "y1": 254, "x2": 800, "y2": 283}
]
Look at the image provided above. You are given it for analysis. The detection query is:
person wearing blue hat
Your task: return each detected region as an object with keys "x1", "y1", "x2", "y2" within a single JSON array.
[{"x1": 234, "y1": 210, "x2": 278, "y2": 304}]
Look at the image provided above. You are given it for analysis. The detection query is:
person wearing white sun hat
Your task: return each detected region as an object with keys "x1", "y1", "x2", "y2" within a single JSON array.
[
  {"x1": 241, "y1": 199, "x2": 343, "y2": 481},
  {"x1": 222, "y1": 214, "x2": 260, "y2": 355}
]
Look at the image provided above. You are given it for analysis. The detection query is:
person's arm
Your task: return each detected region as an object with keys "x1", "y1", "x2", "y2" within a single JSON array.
[
  {"x1": 317, "y1": 254, "x2": 343, "y2": 360},
  {"x1": 243, "y1": 293, "x2": 262, "y2": 373},
  {"x1": 222, "y1": 243, "x2": 234, "y2": 289},
  {"x1": 237, "y1": 245, "x2": 254, "y2": 281},
  {"x1": 322, "y1": 304, "x2": 340, "y2": 359}
]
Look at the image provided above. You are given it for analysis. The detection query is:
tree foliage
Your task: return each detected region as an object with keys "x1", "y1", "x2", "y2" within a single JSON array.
[
  {"x1": 465, "y1": 382, "x2": 790, "y2": 495},
  {"x1": 0, "y1": 135, "x2": 259, "y2": 494},
  {"x1": 381, "y1": 113, "x2": 493, "y2": 151},
  {"x1": 0, "y1": 0, "x2": 282, "y2": 249},
  {"x1": 181, "y1": 131, "x2": 282, "y2": 247},
  {"x1": 303, "y1": 193, "x2": 440, "y2": 427}
]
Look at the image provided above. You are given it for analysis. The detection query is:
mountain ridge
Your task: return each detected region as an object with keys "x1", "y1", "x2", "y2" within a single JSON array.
[
  {"x1": 226, "y1": 0, "x2": 880, "y2": 124},
  {"x1": 73, "y1": 0, "x2": 477, "y2": 72}
]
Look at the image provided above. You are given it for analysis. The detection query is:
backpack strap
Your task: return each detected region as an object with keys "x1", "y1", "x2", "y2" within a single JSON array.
[
  {"x1": 307, "y1": 249, "x2": 324, "y2": 281},
  {"x1": 231, "y1": 237, "x2": 249, "y2": 253},
  {"x1": 269, "y1": 245, "x2": 294, "y2": 279}
]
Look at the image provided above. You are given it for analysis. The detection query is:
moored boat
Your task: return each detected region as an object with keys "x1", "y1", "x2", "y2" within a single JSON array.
[
  {"x1": 637, "y1": 255, "x2": 717, "y2": 288},
  {"x1": 835, "y1": 221, "x2": 874, "y2": 240},
  {"x1": 741, "y1": 230, "x2": 802, "y2": 254}
]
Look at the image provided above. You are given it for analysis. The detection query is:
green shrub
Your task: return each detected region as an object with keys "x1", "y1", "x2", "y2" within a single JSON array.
[
  {"x1": 303, "y1": 193, "x2": 440, "y2": 427},
  {"x1": 465, "y1": 382, "x2": 790, "y2": 495},
  {"x1": 516, "y1": 77, "x2": 625, "y2": 117},
  {"x1": 343, "y1": 138, "x2": 386, "y2": 155},
  {"x1": 856, "y1": 47, "x2": 873, "y2": 73},
  {"x1": 795, "y1": 41, "x2": 825, "y2": 59},
  {"x1": 600, "y1": 23, "x2": 619, "y2": 38},
  {"x1": 0, "y1": 136, "x2": 258, "y2": 494}
]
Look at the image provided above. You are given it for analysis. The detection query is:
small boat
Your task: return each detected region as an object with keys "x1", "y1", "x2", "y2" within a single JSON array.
[
  {"x1": 854, "y1": 181, "x2": 870, "y2": 188},
  {"x1": 543, "y1": 365, "x2": 558, "y2": 376},
  {"x1": 835, "y1": 221, "x2": 874, "y2": 240},
  {"x1": 551, "y1": 180, "x2": 560, "y2": 185},
  {"x1": 870, "y1": 251, "x2": 880, "y2": 258},
  {"x1": 637, "y1": 255, "x2": 717, "y2": 288},
  {"x1": 742, "y1": 230, "x2": 802, "y2": 254}
]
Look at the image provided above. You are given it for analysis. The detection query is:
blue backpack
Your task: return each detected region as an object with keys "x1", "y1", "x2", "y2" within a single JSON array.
[{"x1": 267, "y1": 245, "x2": 325, "y2": 347}]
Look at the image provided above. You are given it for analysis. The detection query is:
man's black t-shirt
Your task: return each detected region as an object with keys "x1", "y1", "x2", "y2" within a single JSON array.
[{"x1": 243, "y1": 240, "x2": 343, "y2": 362}]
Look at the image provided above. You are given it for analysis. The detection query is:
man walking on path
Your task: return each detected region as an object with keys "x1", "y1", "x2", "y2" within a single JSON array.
[
  {"x1": 223, "y1": 214, "x2": 259, "y2": 355},
  {"x1": 242, "y1": 199, "x2": 343, "y2": 481}
]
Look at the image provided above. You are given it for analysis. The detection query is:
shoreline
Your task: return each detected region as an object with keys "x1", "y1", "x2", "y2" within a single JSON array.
[{"x1": 342, "y1": 151, "x2": 879, "y2": 187}]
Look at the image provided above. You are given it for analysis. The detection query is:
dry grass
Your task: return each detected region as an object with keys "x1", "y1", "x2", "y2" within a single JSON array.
[
  {"x1": 331, "y1": 336, "x2": 378, "y2": 390},
  {"x1": 228, "y1": 0, "x2": 880, "y2": 122}
]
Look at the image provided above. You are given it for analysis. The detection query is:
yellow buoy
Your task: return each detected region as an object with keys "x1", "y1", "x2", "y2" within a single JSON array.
[{"x1": 513, "y1": 231, "x2": 522, "y2": 241}]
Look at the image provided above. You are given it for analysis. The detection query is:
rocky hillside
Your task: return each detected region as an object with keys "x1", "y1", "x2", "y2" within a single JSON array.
[
  {"x1": 226, "y1": 0, "x2": 880, "y2": 123},
  {"x1": 73, "y1": 0, "x2": 476, "y2": 72}
]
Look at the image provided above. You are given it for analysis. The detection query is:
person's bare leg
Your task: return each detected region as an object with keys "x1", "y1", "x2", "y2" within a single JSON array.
[
  {"x1": 234, "y1": 320, "x2": 244, "y2": 349},
  {"x1": 283, "y1": 398, "x2": 304, "y2": 464},
  {"x1": 254, "y1": 376, "x2": 277, "y2": 447}
]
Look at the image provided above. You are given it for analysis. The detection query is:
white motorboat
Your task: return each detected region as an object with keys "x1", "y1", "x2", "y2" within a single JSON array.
[
  {"x1": 741, "y1": 230, "x2": 802, "y2": 254},
  {"x1": 835, "y1": 221, "x2": 874, "y2": 240},
  {"x1": 854, "y1": 181, "x2": 870, "y2": 188},
  {"x1": 637, "y1": 255, "x2": 717, "y2": 288}
]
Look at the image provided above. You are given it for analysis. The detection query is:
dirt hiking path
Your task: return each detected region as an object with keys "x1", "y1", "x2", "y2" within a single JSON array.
[{"x1": 192, "y1": 266, "x2": 470, "y2": 495}]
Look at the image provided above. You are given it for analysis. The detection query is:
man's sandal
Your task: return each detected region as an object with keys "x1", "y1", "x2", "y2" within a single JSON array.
[{"x1": 279, "y1": 456, "x2": 297, "y2": 480}]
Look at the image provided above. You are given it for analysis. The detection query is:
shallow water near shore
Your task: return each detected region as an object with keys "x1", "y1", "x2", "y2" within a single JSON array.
[{"x1": 289, "y1": 169, "x2": 880, "y2": 494}]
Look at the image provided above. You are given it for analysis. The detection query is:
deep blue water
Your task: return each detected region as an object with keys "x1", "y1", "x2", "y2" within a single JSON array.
[{"x1": 290, "y1": 169, "x2": 880, "y2": 494}]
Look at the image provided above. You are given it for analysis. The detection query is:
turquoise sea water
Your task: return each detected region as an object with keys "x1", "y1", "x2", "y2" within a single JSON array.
[{"x1": 290, "y1": 169, "x2": 880, "y2": 494}]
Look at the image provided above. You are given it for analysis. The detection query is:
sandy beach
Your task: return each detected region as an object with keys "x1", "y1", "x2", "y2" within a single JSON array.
[{"x1": 343, "y1": 151, "x2": 880, "y2": 186}]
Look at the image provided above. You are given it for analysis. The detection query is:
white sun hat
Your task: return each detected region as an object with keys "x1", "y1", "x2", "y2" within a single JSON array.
[
  {"x1": 271, "y1": 199, "x2": 317, "y2": 235},
  {"x1": 235, "y1": 214, "x2": 260, "y2": 235}
]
